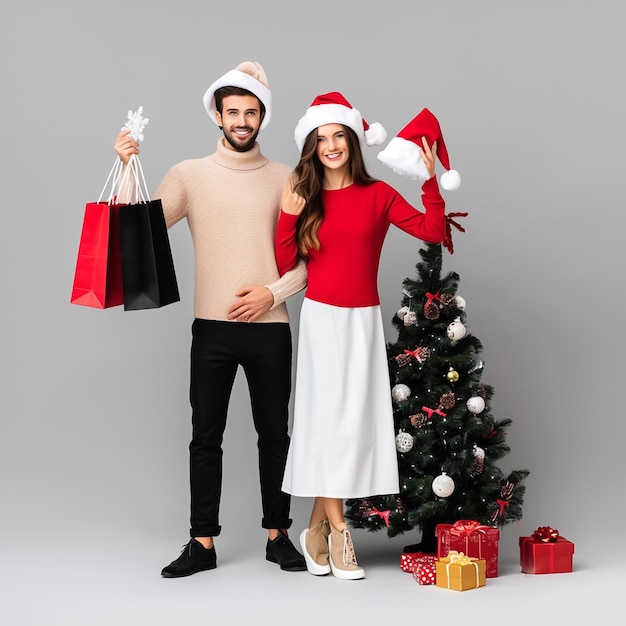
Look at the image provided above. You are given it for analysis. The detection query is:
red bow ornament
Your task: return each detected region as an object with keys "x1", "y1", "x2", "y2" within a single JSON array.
[
  {"x1": 422, "y1": 405, "x2": 447, "y2": 420},
  {"x1": 370, "y1": 506, "x2": 391, "y2": 526}
]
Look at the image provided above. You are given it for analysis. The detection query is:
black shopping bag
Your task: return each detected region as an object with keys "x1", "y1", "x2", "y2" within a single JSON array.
[{"x1": 119, "y1": 198, "x2": 180, "y2": 310}]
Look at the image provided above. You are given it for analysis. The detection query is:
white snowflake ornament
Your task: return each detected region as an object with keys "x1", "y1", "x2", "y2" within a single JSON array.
[{"x1": 122, "y1": 106, "x2": 149, "y2": 141}]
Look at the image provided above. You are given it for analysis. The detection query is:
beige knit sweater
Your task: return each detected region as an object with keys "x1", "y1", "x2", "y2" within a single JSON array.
[{"x1": 153, "y1": 138, "x2": 306, "y2": 322}]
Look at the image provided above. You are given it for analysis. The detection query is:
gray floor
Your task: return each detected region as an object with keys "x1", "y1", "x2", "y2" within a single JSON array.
[{"x1": 2, "y1": 520, "x2": 614, "y2": 625}]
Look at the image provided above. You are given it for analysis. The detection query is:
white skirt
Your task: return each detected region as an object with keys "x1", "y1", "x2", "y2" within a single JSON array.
[{"x1": 282, "y1": 298, "x2": 400, "y2": 498}]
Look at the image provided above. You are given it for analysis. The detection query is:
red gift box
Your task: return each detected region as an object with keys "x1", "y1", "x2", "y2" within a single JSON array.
[
  {"x1": 400, "y1": 551, "x2": 436, "y2": 573},
  {"x1": 519, "y1": 529, "x2": 574, "y2": 574},
  {"x1": 413, "y1": 560, "x2": 437, "y2": 585},
  {"x1": 436, "y1": 520, "x2": 500, "y2": 578}
]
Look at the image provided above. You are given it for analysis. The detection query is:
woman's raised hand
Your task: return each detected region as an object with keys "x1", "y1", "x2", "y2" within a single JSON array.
[
  {"x1": 280, "y1": 177, "x2": 306, "y2": 215},
  {"x1": 114, "y1": 129, "x2": 139, "y2": 164},
  {"x1": 419, "y1": 137, "x2": 438, "y2": 180}
]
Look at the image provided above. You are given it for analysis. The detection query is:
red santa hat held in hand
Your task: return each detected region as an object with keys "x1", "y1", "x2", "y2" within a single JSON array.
[
  {"x1": 377, "y1": 108, "x2": 461, "y2": 190},
  {"x1": 294, "y1": 91, "x2": 387, "y2": 152}
]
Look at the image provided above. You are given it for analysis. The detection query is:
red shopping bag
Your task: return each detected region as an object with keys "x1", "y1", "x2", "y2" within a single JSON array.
[{"x1": 70, "y1": 159, "x2": 125, "y2": 308}]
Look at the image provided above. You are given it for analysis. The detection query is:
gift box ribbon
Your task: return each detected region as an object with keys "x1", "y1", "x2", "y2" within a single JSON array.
[
  {"x1": 447, "y1": 520, "x2": 493, "y2": 559},
  {"x1": 443, "y1": 551, "x2": 480, "y2": 589},
  {"x1": 529, "y1": 526, "x2": 562, "y2": 573},
  {"x1": 531, "y1": 526, "x2": 559, "y2": 542}
]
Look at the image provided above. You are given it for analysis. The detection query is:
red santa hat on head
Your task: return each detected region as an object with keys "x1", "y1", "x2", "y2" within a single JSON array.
[
  {"x1": 202, "y1": 61, "x2": 272, "y2": 132},
  {"x1": 294, "y1": 91, "x2": 387, "y2": 152},
  {"x1": 377, "y1": 108, "x2": 461, "y2": 190}
]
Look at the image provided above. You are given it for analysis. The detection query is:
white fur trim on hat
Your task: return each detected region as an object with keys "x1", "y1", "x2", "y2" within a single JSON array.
[
  {"x1": 202, "y1": 61, "x2": 272, "y2": 131},
  {"x1": 294, "y1": 103, "x2": 365, "y2": 151},
  {"x1": 377, "y1": 137, "x2": 430, "y2": 183}
]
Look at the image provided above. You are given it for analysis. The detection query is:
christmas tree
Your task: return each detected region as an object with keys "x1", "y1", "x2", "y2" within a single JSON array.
[{"x1": 345, "y1": 243, "x2": 529, "y2": 553}]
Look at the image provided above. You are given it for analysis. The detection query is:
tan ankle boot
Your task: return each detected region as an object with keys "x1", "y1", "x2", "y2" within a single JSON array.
[
  {"x1": 299, "y1": 519, "x2": 331, "y2": 575},
  {"x1": 328, "y1": 524, "x2": 365, "y2": 580}
]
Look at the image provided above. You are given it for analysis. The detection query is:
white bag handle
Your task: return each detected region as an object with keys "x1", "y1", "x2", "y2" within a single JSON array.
[
  {"x1": 97, "y1": 154, "x2": 150, "y2": 204},
  {"x1": 117, "y1": 154, "x2": 150, "y2": 204},
  {"x1": 97, "y1": 157, "x2": 124, "y2": 203}
]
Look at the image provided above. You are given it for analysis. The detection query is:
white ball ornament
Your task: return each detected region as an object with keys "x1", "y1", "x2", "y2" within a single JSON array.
[
  {"x1": 391, "y1": 384, "x2": 411, "y2": 402},
  {"x1": 397, "y1": 305, "x2": 410, "y2": 319},
  {"x1": 446, "y1": 317, "x2": 466, "y2": 341},
  {"x1": 432, "y1": 473, "x2": 455, "y2": 498},
  {"x1": 454, "y1": 295, "x2": 466, "y2": 310},
  {"x1": 466, "y1": 396, "x2": 486, "y2": 414},
  {"x1": 404, "y1": 311, "x2": 418, "y2": 326},
  {"x1": 395, "y1": 431, "x2": 414, "y2": 453}
]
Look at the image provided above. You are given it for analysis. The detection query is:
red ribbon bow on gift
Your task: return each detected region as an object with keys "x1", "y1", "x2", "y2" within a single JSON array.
[
  {"x1": 449, "y1": 520, "x2": 492, "y2": 538},
  {"x1": 421, "y1": 405, "x2": 447, "y2": 420},
  {"x1": 531, "y1": 526, "x2": 560, "y2": 542},
  {"x1": 443, "y1": 212, "x2": 468, "y2": 255}
]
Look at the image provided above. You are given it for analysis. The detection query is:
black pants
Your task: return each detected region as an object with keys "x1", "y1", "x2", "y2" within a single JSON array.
[{"x1": 189, "y1": 319, "x2": 293, "y2": 537}]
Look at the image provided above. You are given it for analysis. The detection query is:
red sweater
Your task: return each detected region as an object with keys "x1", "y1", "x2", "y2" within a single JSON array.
[{"x1": 276, "y1": 177, "x2": 446, "y2": 307}]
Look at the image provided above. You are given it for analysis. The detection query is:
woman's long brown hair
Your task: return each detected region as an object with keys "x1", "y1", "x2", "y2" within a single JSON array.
[{"x1": 292, "y1": 125, "x2": 378, "y2": 257}]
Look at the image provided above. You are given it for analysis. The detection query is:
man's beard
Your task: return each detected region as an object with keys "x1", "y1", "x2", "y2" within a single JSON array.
[{"x1": 222, "y1": 126, "x2": 260, "y2": 152}]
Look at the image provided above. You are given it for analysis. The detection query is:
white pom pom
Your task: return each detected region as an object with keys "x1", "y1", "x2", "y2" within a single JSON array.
[
  {"x1": 365, "y1": 122, "x2": 387, "y2": 146},
  {"x1": 440, "y1": 169, "x2": 461, "y2": 191}
]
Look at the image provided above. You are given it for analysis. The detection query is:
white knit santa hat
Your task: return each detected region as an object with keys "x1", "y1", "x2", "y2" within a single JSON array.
[
  {"x1": 377, "y1": 108, "x2": 461, "y2": 190},
  {"x1": 202, "y1": 61, "x2": 272, "y2": 131},
  {"x1": 294, "y1": 91, "x2": 387, "y2": 152}
]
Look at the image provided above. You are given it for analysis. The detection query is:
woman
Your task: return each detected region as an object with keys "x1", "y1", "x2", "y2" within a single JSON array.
[{"x1": 275, "y1": 92, "x2": 447, "y2": 579}]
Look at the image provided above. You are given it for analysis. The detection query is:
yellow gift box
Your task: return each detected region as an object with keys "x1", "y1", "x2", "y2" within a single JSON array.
[{"x1": 435, "y1": 551, "x2": 486, "y2": 591}]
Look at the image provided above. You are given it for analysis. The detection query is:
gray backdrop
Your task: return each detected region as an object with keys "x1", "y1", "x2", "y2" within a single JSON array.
[{"x1": 1, "y1": 1, "x2": 624, "y2": 623}]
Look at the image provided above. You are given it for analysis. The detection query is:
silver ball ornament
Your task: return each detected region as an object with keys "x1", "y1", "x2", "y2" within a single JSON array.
[
  {"x1": 446, "y1": 317, "x2": 467, "y2": 341},
  {"x1": 454, "y1": 295, "x2": 467, "y2": 310},
  {"x1": 397, "y1": 305, "x2": 410, "y2": 319},
  {"x1": 403, "y1": 311, "x2": 418, "y2": 326},
  {"x1": 432, "y1": 473, "x2": 455, "y2": 498},
  {"x1": 391, "y1": 383, "x2": 411, "y2": 402},
  {"x1": 466, "y1": 396, "x2": 486, "y2": 414},
  {"x1": 395, "y1": 431, "x2": 414, "y2": 453},
  {"x1": 473, "y1": 444, "x2": 485, "y2": 460}
]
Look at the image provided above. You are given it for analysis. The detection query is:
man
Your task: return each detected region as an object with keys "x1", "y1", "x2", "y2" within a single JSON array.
[{"x1": 115, "y1": 61, "x2": 307, "y2": 577}]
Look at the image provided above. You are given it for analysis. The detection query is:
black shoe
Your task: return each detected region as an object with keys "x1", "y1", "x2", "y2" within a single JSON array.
[
  {"x1": 161, "y1": 539, "x2": 217, "y2": 578},
  {"x1": 266, "y1": 531, "x2": 307, "y2": 572}
]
